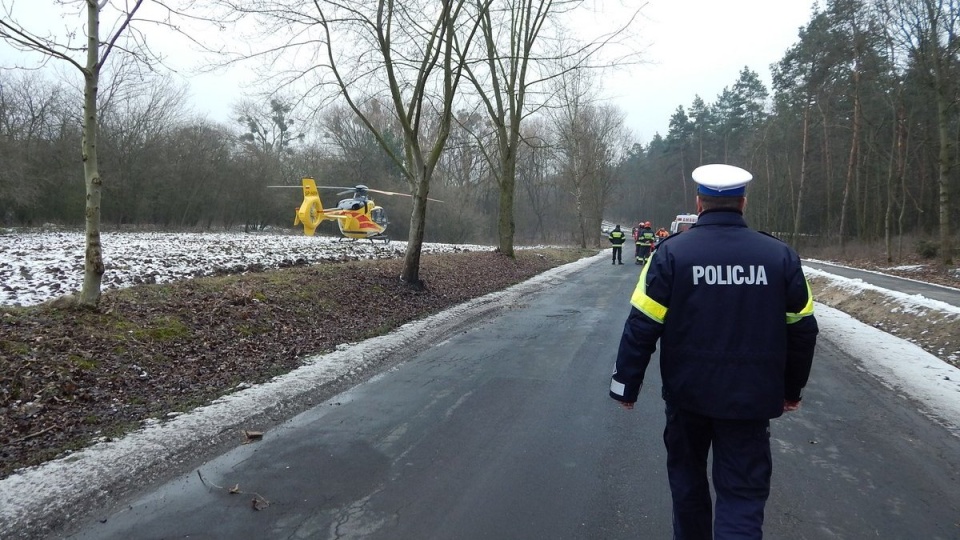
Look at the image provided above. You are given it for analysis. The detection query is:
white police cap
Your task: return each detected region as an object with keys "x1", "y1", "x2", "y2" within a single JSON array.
[{"x1": 692, "y1": 164, "x2": 752, "y2": 196}]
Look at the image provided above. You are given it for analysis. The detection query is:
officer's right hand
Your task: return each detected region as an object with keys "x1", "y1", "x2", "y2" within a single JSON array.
[
  {"x1": 619, "y1": 401, "x2": 634, "y2": 410},
  {"x1": 783, "y1": 400, "x2": 801, "y2": 412}
]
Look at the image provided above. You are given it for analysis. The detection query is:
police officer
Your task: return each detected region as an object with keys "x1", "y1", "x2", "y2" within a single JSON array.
[
  {"x1": 608, "y1": 224, "x2": 626, "y2": 264},
  {"x1": 609, "y1": 164, "x2": 819, "y2": 540}
]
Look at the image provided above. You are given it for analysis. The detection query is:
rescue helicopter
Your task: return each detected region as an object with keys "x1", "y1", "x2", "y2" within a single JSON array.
[{"x1": 269, "y1": 177, "x2": 442, "y2": 243}]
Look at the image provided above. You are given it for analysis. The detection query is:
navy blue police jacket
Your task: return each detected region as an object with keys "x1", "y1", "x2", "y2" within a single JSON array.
[{"x1": 609, "y1": 209, "x2": 819, "y2": 420}]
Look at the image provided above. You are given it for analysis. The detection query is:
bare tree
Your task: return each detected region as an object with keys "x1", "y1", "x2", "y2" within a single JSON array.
[
  {"x1": 0, "y1": 73, "x2": 71, "y2": 218},
  {"x1": 224, "y1": 0, "x2": 484, "y2": 284},
  {"x1": 321, "y1": 101, "x2": 405, "y2": 189},
  {"x1": 460, "y1": 0, "x2": 643, "y2": 256},
  {"x1": 98, "y1": 76, "x2": 190, "y2": 226},
  {"x1": 551, "y1": 68, "x2": 629, "y2": 248},
  {"x1": 433, "y1": 109, "x2": 494, "y2": 243},
  {"x1": 0, "y1": 0, "x2": 191, "y2": 306},
  {"x1": 514, "y1": 119, "x2": 556, "y2": 244}
]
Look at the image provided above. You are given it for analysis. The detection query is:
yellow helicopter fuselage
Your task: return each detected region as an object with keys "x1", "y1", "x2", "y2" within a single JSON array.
[{"x1": 293, "y1": 178, "x2": 388, "y2": 239}]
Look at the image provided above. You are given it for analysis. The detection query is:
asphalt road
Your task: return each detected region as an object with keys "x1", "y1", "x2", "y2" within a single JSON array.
[
  {"x1": 58, "y1": 257, "x2": 960, "y2": 539},
  {"x1": 804, "y1": 260, "x2": 960, "y2": 305}
]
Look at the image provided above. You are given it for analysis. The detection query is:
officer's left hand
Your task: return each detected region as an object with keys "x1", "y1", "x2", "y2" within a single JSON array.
[{"x1": 783, "y1": 400, "x2": 801, "y2": 412}]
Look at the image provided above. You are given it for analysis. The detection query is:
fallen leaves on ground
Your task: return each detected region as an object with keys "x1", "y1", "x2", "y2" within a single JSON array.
[{"x1": 0, "y1": 248, "x2": 593, "y2": 480}]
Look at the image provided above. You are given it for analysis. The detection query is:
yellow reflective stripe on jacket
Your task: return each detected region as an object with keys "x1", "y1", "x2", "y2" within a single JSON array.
[
  {"x1": 786, "y1": 278, "x2": 815, "y2": 324},
  {"x1": 630, "y1": 258, "x2": 667, "y2": 323}
]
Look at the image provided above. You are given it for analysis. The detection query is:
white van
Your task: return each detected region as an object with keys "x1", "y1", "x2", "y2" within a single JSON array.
[{"x1": 669, "y1": 213, "x2": 698, "y2": 234}]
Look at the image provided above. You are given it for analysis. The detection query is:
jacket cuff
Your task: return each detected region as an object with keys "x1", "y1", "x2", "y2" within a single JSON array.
[{"x1": 610, "y1": 377, "x2": 641, "y2": 403}]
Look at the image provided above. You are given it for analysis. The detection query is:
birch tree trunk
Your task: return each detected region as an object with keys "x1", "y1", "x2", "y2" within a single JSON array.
[{"x1": 78, "y1": 1, "x2": 105, "y2": 307}]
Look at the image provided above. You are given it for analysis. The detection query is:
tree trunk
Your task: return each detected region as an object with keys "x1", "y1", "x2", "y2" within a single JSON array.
[
  {"x1": 884, "y1": 103, "x2": 898, "y2": 262},
  {"x1": 935, "y1": 91, "x2": 954, "y2": 264},
  {"x1": 818, "y1": 99, "x2": 834, "y2": 237},
  {"x1": 401, "y1": 161, "x2": 434, "y2": 286},
  {"x1": 792, "y1": 103, "x2": 810, "y2": 243},
  {"x1": 898, "y1": 107, "x2": 908, "y2": 261},
  {"x1": 497, "y1": 148, "x2": 517, "y2": 257},
  {"x1": 402, "y1": 196, "x2": 427, "y2": 286},
  {"x1": 79, "y1": 3, "x2": 105, "y2": 307}
]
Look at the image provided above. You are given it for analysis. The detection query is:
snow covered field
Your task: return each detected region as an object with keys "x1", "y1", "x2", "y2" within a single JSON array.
[
  {"x1": 2, "y1": 231, "x2": 958, "y2": 434},
  {"x1": 0, "y1": 230, "x2": 492, "y2": 307}
]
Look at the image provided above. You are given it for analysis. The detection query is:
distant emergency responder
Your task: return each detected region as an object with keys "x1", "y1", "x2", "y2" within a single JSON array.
[
  {"x1": 655, "y1": 227, "x2": 669, "y2": 242},
  {"x1": 609, "y1": 163, "x2": 819, "y2": 540},
  {"x1": 632, "y1": 222, "x2": 642, "y2": 243},
  {"x1": 634, "y1": 222, "x2": 656, "y2": 264},
  {"x1": 608, "y1": 224, "x2": 626, "y2": 264}
]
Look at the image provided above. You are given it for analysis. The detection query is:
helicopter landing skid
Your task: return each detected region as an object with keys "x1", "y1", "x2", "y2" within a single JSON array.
[{"x1": 338, "y1": 236, "x2": 390, "y2": 245}]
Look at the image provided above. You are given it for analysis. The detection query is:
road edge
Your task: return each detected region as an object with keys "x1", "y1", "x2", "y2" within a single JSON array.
[{"x1": 0, "y1": 253, "x2": 605, "y2": 539}]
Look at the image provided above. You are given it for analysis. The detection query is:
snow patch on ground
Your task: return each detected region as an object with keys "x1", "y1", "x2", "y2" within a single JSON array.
[
  {"x1": 814, "y1": 304, "x2": 960, "y2": 438},
  {"x1": 0, "y1": 231, "x2": 494, "y2": 307}
]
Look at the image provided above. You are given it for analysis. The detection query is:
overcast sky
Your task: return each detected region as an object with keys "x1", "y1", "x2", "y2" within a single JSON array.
[
  {"x1": 609, "y1": 0, "x2": 820, "y2": 142},
  {"x1": 1, "y1": 0, "x2": 819, "y2": 144}
]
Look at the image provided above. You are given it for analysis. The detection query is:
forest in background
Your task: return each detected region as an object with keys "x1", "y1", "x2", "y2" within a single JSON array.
[{"x1": 1, "y1": 0, "x2": 959, "y2": 262}]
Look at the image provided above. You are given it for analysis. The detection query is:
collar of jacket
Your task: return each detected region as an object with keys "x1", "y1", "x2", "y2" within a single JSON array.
[{"x1": 692, "y1": 209, "x2": 747, "y2": 228}]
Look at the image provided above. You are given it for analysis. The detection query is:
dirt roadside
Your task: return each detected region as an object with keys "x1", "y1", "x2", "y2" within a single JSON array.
[{"x1": 804, "y1": 255, "x2": 960, "y2": 369}]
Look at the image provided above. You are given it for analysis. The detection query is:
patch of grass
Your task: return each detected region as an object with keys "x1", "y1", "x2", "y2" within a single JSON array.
[
  {"x1": 236, "y1": 323, "x2": 272, "y2": 337},
  {"x1": 0, "y1": 340, "x2": 31, "y2": 355},
  {"x1": 133, "y1": 316, "x2": 190, "y2": 341},
  {"x1": 68, "y1": 355, "x2": 97, "y2": 370}
]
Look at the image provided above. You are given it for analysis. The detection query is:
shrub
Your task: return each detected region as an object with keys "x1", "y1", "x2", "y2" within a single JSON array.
[{"x1": 915, "y1": 240, "x2": 939, "y2": 259}]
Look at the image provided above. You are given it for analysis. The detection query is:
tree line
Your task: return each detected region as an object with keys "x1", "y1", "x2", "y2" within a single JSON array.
[
  {"x1": 610, "y1": 0, "x2": 960, "y2": 265},
  {"x1": 1, "y1": 0, "x2": 958, "y2": 308},
  {"x1": 0, "y1": 70, "x2": 628, "y2": 245}
]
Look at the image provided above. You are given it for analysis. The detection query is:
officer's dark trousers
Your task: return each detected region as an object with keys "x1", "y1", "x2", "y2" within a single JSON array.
[
  {"x1": 663, "y1": 405, "x2": 771, "y2": 540},
  {"x1": 611, "y1": 246, "x2": 622, "y2": 263}
]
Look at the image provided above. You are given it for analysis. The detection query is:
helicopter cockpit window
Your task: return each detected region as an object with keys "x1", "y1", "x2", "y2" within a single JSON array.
[
  {"x1": 338, "y1": 199, "x2": 364, "y2": 211},
  {"x1": 371, "y1": 207, "x2": 387, "y2": 226}
]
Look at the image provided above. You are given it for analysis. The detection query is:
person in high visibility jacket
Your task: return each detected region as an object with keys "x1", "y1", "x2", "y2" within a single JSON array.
[
  {"x1": 608, "y1": 224, "x2": 626, "y2": 264},
  {"x1": 609, "y1": 164, "x2": 819, "y2": 540},
  {"x1": 634, "y1": 222, "x2": 656, "y2": 264}
]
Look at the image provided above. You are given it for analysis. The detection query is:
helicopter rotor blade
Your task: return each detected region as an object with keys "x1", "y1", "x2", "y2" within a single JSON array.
[
  {"x1": 277, "y1": 182, "x2": 443, "y2": 203},
  {"x1": 365, "y1": 188, "x2": 443, "y2": 203}
]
